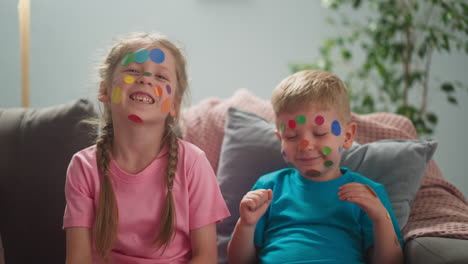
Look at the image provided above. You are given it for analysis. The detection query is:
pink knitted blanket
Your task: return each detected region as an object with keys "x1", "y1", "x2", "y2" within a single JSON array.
[{"x1": 180, "y1": 89, "x2": 468, "y2": 241}]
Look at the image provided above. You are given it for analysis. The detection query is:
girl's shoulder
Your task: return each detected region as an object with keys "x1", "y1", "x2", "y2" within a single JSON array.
[{"x1": 176, "y1": 139, "x2": 206, "y2": 158}]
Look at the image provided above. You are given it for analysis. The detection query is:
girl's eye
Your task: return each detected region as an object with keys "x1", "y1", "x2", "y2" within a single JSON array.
[
  {"x1": 155, "y1": 74, "x2": 167, "y2": 80},
  {"x1": 125, "y1": 69, "x2": 139, "y2": 74}
]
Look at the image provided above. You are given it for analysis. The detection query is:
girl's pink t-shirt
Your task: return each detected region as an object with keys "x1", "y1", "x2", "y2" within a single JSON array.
[{"x1": 63, "y1": 140, "x2": 230, "y2": 264}]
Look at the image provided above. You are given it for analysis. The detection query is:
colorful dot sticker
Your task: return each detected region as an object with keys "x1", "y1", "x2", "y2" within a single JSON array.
[
  {"x1": 280, "y1": 123, "x2": 285, "y2": 132},
  {"x1": 112, "y1": 87, "x2": 122, "y2": 104},
  {"x1": 154, "y1": 86, "x2": 163, "y2": 97},
  {"x1": 338, "y1": 146, "x2": 343, "y2": 152},
  {"x1": 124, "y1": 76, "x2": 135, "y2": 84},
  {"x1": 296, "y1": 115, "x2": 306, "y2": 124},
  {"x1": 134, "y1": 49, "x2": 149, "y2": 63},
  {"x1": 315, "y1": 115, "x2": 324, "y2": 125},
  {"x1": 121, "y1": 52, "x2": 135, "y2": 66},
  {"x1": 166, "y1": 84, "x2": 172, "y2": 94},
  {"x1": 288, "y1": 162, "x2": 295, "y2": 168},
  {"x1": 322, "y1": 146, "x2": 332, "y2": 155},
  {"x1": 149, "y1": 48, "x2": 165, "y2": 64},
  {"x1": 299, "y1": 140, "x2": 309, "y2": 149},
  {"x1": 281, "y1": 150, "x2": 287, "y2": 157},
  {"x1": 386, "y1": 212, "x2": 391, "y2": 220},
  {"x1": 331, "y1": 120, "x2": 341, "y2": 136},
  {"x1": 143, "y1": 72, "x2": 152, "y2": 76},
  {"x1": 394, "y1": 236, "x2": 400, "y2": 247},
  {"x1": 324, "y1": 160, "x2": 334, "y2": 167},
  {"x1": 288, "y1": 120, "x2": 296, "y2": 129},
  {"x1": 128, "y1": 114, "x2": 143, "y2": 123},
  {"x1": 161, "y1": 98, "x2": 171, "y2": 113}
]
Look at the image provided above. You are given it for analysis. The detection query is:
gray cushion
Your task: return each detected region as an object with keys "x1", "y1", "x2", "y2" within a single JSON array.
[
  {"x1": 405, "y1": 237, "x2": 468, "y2": 264},
  {"x1": 0, "y1": 99, "x2": 96, "y2": 264},
  {"x1": 216, "y1": 107, "x2": 437, "y2": 263}
]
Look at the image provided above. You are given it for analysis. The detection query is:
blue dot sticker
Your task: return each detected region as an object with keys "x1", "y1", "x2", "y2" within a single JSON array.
[
  {"x1": 331, "y1": 120, "x2": 341, "y2": 136},
  {"x1": 150, "y1": 48, "x2": 165, "y2": 64},
  {"x1": 134, "y1": 49, "x2": 149, "y2": 63}
]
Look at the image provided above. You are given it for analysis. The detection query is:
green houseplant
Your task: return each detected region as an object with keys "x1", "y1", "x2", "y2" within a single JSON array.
[{"x1": 292, "y1": 0, "x2": 468, "y2": 135}]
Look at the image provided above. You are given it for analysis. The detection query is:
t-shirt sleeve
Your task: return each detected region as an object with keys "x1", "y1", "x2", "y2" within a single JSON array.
[
  {"x1": 63, "y1": 153, "x2": 95, "y2": 229},
  {"x1": 360, "y1": 184, "x2": 403, "y2": 250},
  {"x1": 188, "y1": 152, "x2": 230, "y2": 230}
]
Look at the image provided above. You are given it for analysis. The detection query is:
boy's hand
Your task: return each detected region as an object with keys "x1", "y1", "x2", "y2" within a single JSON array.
[
  {"x1": 239, "y1": 189, "x2": 273, "y2": 226},
  {"x1": 338, "y1": 183, "x2": 388, "y2": 223}
]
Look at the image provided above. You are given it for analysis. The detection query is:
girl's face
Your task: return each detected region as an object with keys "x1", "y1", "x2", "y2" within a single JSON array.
[
  {"x1": 276, "y1": 106, "x2": 356, "y2": 181},
  {"x1": 99, "y1": 45, "x2": 179, "y2": 125}
]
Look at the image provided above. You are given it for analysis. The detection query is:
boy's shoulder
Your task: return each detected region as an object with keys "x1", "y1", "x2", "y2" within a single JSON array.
[
  {"x1": 342, "y1": 167, "x2": 384, "y2": 189},
  {"x1": 254, "y1": 168, "x2": 296, "y2": 187}
]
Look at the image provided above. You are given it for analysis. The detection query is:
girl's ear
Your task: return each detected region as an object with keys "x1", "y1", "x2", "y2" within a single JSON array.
[
  {"x1": 343, "y1": 122, "x2": 357, "y2": 149},
  {"x1": 98, "y1": 81, "x2": 110, "y2": 102}
]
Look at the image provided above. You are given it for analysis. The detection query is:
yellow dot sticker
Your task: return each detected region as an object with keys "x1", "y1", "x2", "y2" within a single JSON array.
[
  {"x1": 124, "y1": 76, "x2": 135, "y2": 84},
  {"x1": 161, "y1": 98, "x2": 171, "y2": 113},
  {"x1": 112, "y1": 87, "x2": 122, "y2": 104},
  {"x1": 394, "y1": 236, "x2": 399, "y2": 247}
]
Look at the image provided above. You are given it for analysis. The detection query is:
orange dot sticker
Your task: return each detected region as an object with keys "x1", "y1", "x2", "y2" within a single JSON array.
[
  {"x1": 124, "y1": 76, "x2": 135, "y2": 84},
  {"x1": 161, "y1": 98, "x2": 171, "y2": 113},
  {"x1": 154, "y1": 86, "x2": 163, "y2": 97},
  {"x1": 386, "y1": 212, "x2": 391, "y2": 220},
  {"x1": 394, "y1": 236, "x2": 400, "y2": 247},
  {"x1": 299, "y1": 139, "x2": 309, "y2": 149},
  {"x1": 112, "y1": 87, "x2": 122, "y2": 104}
]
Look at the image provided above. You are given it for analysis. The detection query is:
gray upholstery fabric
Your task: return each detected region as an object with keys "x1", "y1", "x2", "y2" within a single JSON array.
[
  {"x1": 216, "y1": 107, "x2": 437, "y2": 263},
  {"x1": 0, "y1": 99, "x2": 96, "y2": 264},
  {"x1": 405, "y1": 237, "x2": 468, "y2": 264}
]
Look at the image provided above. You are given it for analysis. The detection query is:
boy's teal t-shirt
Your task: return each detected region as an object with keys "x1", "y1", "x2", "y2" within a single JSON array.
[{"x1": 252, "y1": 167, "x2": 403, "y2": 264}]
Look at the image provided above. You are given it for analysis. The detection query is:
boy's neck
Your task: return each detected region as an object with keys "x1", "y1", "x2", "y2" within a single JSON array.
[{"x1": 299, "y1": 166, "x2": 343, "y2": 182}]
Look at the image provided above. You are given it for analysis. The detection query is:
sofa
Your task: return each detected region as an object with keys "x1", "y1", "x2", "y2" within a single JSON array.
[{"x1": 1, "y1": 89, "x2": 468, "y2": 264}]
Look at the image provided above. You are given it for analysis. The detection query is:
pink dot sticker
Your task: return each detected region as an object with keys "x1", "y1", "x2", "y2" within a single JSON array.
[
  {"x1": 315, "y1": 115, "x2": 324, "y2": 125},
  {"x1": 288, "y1": 120, "x2": 296, "y2": 129},
  {"x1": 128, "y1": 114, "x2": 143, "y2": 123}
]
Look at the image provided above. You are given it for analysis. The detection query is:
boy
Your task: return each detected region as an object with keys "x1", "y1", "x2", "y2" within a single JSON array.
[{"x1": 227, "y1": 70, "x2": 403, "y2": 264}]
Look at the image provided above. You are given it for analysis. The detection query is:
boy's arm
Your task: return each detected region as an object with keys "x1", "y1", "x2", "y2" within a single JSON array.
[
  {"x1": 227, "y1": 219, "x2": 258, "y2": 264},
  {"x1": 338, "y1": 183, "x2": 403, "y2": 264},
  {"x1": 227, "y1": 189, "x2": 272, "y2": 264},
  {"x1": 367, "y1": 216, "x2": 403, "y2": 264}
]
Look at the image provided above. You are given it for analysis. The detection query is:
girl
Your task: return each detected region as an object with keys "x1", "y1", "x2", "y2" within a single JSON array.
[{"x1": 63, "y1": 32, "x2": 230, "y2": 264}]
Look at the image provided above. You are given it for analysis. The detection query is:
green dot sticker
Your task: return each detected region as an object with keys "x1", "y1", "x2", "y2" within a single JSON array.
[
  {"x1": 143, "y1": 72, "x2": 152, "y2": 76},
  {"x1": 322, "y1": 146, "x2": 332, "y2": 155},
  {"x1": 280, "y1": 123, "x2": 285, "y2": 132},
  {"x1": 296, "y1": 115, "x2": 306, "y2": 124},
  {"x1": 121, "y1": 52, "x2": 135, "y2": 66},
  {"x1": 324, "y1": 160, "x2": 334, "y2": 167},
  {"x1": 288, "y1": 162, "x2": 296, "y2": 168}
]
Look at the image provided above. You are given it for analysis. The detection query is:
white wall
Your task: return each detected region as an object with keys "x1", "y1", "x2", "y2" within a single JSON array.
[{"x1": 1, "y1": 0, "x2": 467, "y2": 196}]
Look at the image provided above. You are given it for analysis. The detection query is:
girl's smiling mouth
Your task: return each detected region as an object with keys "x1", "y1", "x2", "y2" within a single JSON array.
[{"x1": 129, "y1": 92, "x2": 155, "y2": 104}]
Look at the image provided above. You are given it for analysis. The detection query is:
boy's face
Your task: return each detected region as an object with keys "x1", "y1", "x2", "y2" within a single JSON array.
[{"x1": 276, "y1": 105, "x2": 356, "y2": 181}]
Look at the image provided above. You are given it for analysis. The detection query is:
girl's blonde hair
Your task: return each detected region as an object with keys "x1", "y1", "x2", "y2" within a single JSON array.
[
  {"x1": 271, "y1": 70, "x2": 351, "y2": 122},
  {"x1": 94, "y1": 32, "x2": 189, "y2": 260}
]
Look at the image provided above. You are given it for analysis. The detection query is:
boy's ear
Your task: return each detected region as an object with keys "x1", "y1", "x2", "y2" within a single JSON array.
[
  {"x1": 274, "y1": 130, "x2": 282, "y2": 141},
  {"x1": 98, "y1": 81, "x2": 110, "y2": 102},
  {"x1": 342, "y1": 121, "x2": 357, "y2": 149}
]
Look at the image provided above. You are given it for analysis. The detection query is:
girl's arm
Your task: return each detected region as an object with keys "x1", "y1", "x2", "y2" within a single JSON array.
[
  {"x1": 65, "y1": 227, "x2": 93, "y2": 264},
  {"x1": 189, "y1": 223, "x2": 217, "y2": 264}
]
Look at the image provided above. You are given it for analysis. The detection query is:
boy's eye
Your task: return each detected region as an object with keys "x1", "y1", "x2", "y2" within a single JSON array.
[
  {"x1": 285, "y1": 135, "x2": 298, "y2": 140},
  {"x1": 314, "y1": 132, "x2": 327, "y2": 137},
  {"x1": 125, "y1": 69, "x2": 139, "y2": 74}
]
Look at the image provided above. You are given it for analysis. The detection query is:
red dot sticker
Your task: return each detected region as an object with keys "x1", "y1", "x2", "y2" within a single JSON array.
[
  {"x1": 315, "y1": 115, "x2": 324, "y2": 125},
  {"x1": 299, "y1": 140, "x2": 309, "y2": 149},
  {"x1": 128, "y1": 114, "x2": 143, "y2": 123},
  {"x1": 288, "y1": 120, "x2": 296, "y2": 129}
]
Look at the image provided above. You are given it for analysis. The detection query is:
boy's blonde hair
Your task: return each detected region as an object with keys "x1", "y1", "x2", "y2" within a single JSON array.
[
  {"x1": 94, "y1": 32, "x2": 188, "y2": 260},
  {"x1": 271, "y1": 70, "x2": 351, "y2": 122}
]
